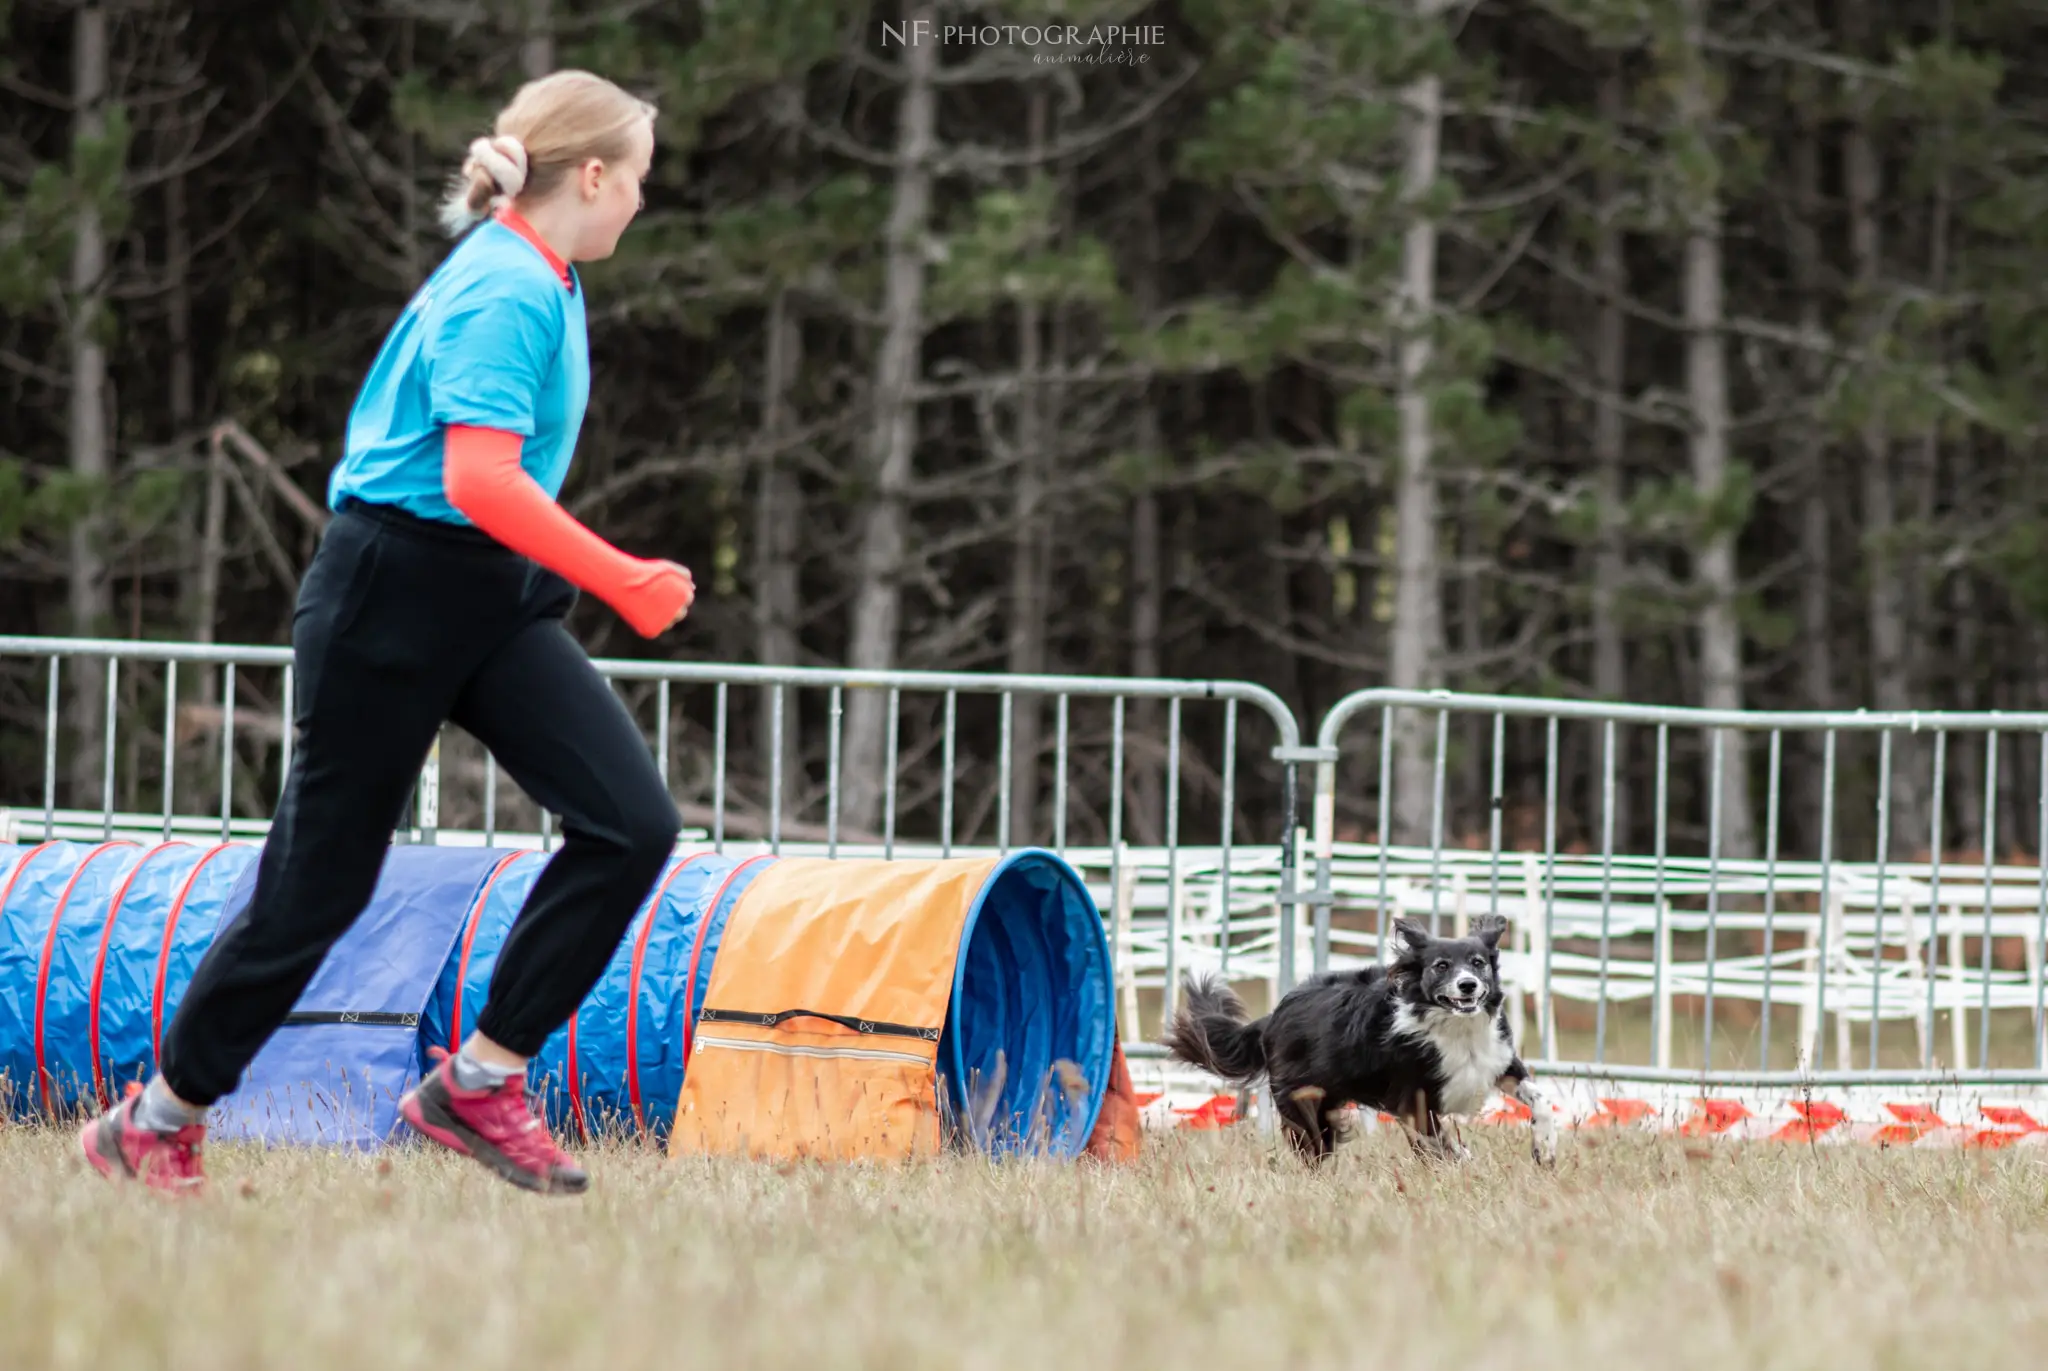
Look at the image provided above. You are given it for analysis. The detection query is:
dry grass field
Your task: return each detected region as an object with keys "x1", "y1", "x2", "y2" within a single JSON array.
[{"x1": 3, "y1": 1120, "x2": 2046, "y2": 1371}]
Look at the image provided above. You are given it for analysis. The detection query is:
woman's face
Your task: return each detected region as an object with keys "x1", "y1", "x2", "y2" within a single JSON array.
[{"x1": 571, "y1": 117, "x2": 653, "y2": 261}]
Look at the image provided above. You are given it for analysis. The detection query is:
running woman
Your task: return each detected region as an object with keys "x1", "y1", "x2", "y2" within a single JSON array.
[{"x1": 79, "y1": 70, "x2": 691, "y2": 1196}]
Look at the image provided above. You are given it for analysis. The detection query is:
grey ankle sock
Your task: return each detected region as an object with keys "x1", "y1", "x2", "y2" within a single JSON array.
[
  {"x1": 132, "y1": 1077, "x2": 207, "y2": 1133},
  {"x1": 450, "y1": 1050, "x2": 521, "y2": 1092}
]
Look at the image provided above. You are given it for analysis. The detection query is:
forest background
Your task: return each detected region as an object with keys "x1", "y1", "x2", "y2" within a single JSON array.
[{"x1": 3, "y1": 0, "x2": 2045, "y2": 863}]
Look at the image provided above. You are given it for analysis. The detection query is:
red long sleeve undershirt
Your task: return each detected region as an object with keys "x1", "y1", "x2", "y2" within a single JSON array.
[{"x1": 442, "y1": 423, "x2": 692, "y2": 638}]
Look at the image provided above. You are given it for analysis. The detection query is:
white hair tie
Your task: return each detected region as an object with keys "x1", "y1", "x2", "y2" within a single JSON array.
[{"x1": 468, "y1": 135, "x2": 528, "y2": 198}]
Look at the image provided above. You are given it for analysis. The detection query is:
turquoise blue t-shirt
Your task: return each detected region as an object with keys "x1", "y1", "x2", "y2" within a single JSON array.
[{"x1": 329, "y1": 217, "x2": 589, "y2": 523}]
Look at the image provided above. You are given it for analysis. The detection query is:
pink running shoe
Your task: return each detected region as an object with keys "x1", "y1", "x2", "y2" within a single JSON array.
[
  {"x1": 78, "y1": 1081, "x2": 208, "y2": 1196},
  {"x1": 398, "y1": 1048, "x2": 588, "y2": 1194}
]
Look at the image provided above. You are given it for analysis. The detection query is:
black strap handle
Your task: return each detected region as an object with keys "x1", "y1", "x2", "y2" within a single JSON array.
[{"x1": 696, "y1": 1006, "x2": 940, "y2": 1043}]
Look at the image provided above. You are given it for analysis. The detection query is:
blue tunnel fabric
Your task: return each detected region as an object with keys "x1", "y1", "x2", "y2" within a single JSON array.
[
  {"x1": 2, "y1": 842, "x2": 83, "y2": 1115},
  {"x1": 421, "y1": 847, "x2": 772, "y2": 1143},
  {"x1": 1, "y1": 841, "x2": 113, "y2": 1117},
  {"x1": 150, "y1": 845, "x2": 263, "y2": 1067},
  {"x1": 535, "y1": 850, "x2": 771, "y2": 1140},
  {"x1": 0, "y1": 839, "x2": 1116, "y2": 1157},
  {"x1": 33, "y1": 840, "x2": 146, "y2": 1116},
  {"x1": 939, "y1": 849, "x2": 1116, "y2": 1158},
  {"x1": 418, "y1": 850, "x2": 547, "y2": 1068},
  {"x1": 0, "y1": 840, "x2": 260, "y2": 1120},
  {"x1": 211, "y1": 846, "x2": 504, "y2": 1148},
  {"x1": 94, "y1": 843, "x2": 258, "y2": 1110}
]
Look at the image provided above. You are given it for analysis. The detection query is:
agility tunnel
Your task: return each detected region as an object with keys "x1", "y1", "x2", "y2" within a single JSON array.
[{"x1": 0, "y1": 838, "x2": 1127, "y2": 1161}]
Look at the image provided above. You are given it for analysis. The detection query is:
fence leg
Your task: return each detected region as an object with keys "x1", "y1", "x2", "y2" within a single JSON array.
[
  {"x1": 1832, "y1": 893, "x2": 1853, "y2": 1071},
  {"x1": 1798, "y1": 918, "x2": 1818, "y2": 1072},
  {"x1": 1948, "y1": 903, "x2": 1967, "y2": 1071},
  {"x1": 1300, "y1": 825, "x2": 1326, "y2": 977},
  {"x1": 2029, "y1": 916, "x2": 2045, "y2": 1066},
  {"x1": 1162, "y1": 850, "x2": 1182, "y2": 1026},
  {"x1": 2023, "y1": 918, "x2": 2039, "y2": 1065},
  {"x1": 1519, "y1": 856, "x2": 1539, "y2": 1050},
  {"x1": 1520, "y1": 856, "x2": 1556, "y2": 1058},
  {"x1": 1113, "y1": 845, "x2": 1139, "y2": 1042},
  {"x1": 1266, "y1": 894, "x2": 1281, "y2": 1015},
  {"x1": 1905, "y1": 890, "x2": 1929, "y2": 1067},
  {"x1": 1311, "y1": 753, "x2": 1337, "y2": 985},
  {"x1": 1655, "y1": 902, "x2": 1673, "y2": 1072},
  {"x1": 1203, "y1": 880, "x2": 1223, "y2": 979},
  {"x1": 1506, "y1": 862, "x2": 1528, "y2": 1050},
  {"x1": 1509, "y1": 958, "x2": 1527, "y2": 1054}
]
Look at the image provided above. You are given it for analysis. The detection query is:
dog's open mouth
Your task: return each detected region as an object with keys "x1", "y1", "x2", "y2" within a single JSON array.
[{"x1": 1437, "y1": 993, "x2": 1484, "y2": 1015}]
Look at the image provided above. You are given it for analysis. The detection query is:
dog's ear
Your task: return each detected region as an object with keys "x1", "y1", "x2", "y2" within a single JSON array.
[
  {"x1": 1392, "y1": 918, "x2": 1432, "y2": 954},
  {"x1": 1471, "y1": 914, "x2": 1509, "y2": 950}
]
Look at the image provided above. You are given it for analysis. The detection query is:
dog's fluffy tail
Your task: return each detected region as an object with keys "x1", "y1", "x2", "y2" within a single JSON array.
[{"x1": 1162, "y1": 974, "x2": 1267, "y2": 1082}]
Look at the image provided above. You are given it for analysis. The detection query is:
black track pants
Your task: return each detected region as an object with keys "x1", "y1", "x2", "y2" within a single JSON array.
[{"x1": 159, "y1": 501, "x2": 680, "y2": 1106}]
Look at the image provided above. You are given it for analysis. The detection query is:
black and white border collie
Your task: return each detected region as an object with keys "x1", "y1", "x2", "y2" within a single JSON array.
[{"x1": 1163, "y1": 914, "x2": 1557, "y2": 1167}]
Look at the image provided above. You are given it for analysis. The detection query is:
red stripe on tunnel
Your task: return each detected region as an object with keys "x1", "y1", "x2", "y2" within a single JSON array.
[
  {"x1": 625, "y1": 850, "x2": 714, "y2": 1137},
  {"x1": 679, "y1": 855, "x2": 776, "y2": 1065},
  {"x1": 151, "y1": 843, "x2": 244, "y2": 1066},
  {"x1": 88, "y1": 841, "x2": 188, "y2": 1108},
  {"x1": 35, "y1": 841, "x2": 137, "y2": 1114},
  {"x1": 445, "y1": 851, "x2": 535, "y2": 1054}
]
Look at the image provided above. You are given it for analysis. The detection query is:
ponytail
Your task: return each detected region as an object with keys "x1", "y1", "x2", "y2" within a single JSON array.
[
  {"x1": 437, "y1": 71, "x2": 656, "y2": 239},
  {"x1": 439, "y1": 135, "x2": 530, "y2": 236}
]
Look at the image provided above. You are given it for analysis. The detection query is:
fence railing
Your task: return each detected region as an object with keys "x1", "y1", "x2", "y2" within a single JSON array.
[
  {"x1": 0, "y1": 635, "x2": 1310, "y2": 1029},
  {"x1": 1309, "y1": 690, "x2": 2048, "y2": 1084},
  {"x1": 9, "y1": 635, "x2": 2048, "y2": 1087}
]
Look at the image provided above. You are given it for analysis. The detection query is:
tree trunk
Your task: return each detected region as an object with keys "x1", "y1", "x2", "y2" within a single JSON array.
[
  {"x1": 523, "y1": 0, "x2": 554, "y2": 79},
  {"x1": 841, "y1": 7, "x2": 935, "y2": 834},
  {"x1": 401, "y1": 17, "x2": 420, "y2": 284},
  {"x1": 1123, "y1": 121, "x2": 1167, "y2": 847},
  {"x1": 196, "y1": 435, "x2": 226, "y2": 646},
  {"x1": 1004, "y1": 86, "x2": 1055, "y2": 843},
  {"x1": 167, "y1": 178, "x2": 194, "y2": 444},
  {"x1": 68, "y1": 2, "x2": 113, "y2": 804},
  {"x1": 1458, "y1": 487, "x2": 1487, "y2": 841},
  {"x1": 1923, "y1": 52, "x2": 1961, "y2": 853},
  {"x1": 1843, "y1": 47, "x2": 1923, "y2": 855},
  {"x1": 1789, "y1": 119, "x2": 1836, "y2": 854},
  {"x1": 1677, "y1": 0, "x2": 1754, "y2": 858},
  {"x1": 168, "y1": 165, "x2": 196, "y2": 815},
  {"x1": 1128, "y1": 426, "x2": 1164, "y2": 848},
  {"x1": 755, "y1": 287, "x2": 803, "y2": 798},
  {"x1": 1590, "y1": 58, "x2": 1632, "y2": 833},
  {"x1": 1951, "y1": 559, "x2": 1980, "y2": 855},
  {"x1": 1387, "y1": 0, "x2": 1447, "y2": 847}
]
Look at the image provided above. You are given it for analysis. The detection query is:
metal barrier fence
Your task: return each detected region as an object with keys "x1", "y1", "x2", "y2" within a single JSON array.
[
  {"x1": 11, "y1": 634, "x2": 2048, "y2": 1089},
  {"x1": 0, "y1": 636, "x2": 1310, "y2": 1034},
  {"x1": 1309, "y1": 690, "x2": 2048, "y2": 1085}
]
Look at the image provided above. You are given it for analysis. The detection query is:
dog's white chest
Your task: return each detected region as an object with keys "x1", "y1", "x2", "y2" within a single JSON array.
[{"x1": 1405, "y1": 1007, "x2": 1514, "y2": 1117}]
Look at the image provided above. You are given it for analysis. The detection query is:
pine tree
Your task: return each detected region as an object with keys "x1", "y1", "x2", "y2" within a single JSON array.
[{"x1": 1174, "y1": 0, "x2": 1519, "y2": 843}]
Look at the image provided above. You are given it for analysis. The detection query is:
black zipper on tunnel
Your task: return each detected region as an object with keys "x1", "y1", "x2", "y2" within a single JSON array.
[{"x1": 696, "y1": 1007, "x2": 940, "y2": 1042}]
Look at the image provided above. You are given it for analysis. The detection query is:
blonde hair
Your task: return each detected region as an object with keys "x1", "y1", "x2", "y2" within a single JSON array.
[{"x1": 439, "y1": 70, "x2": 657, "y2": 237}]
